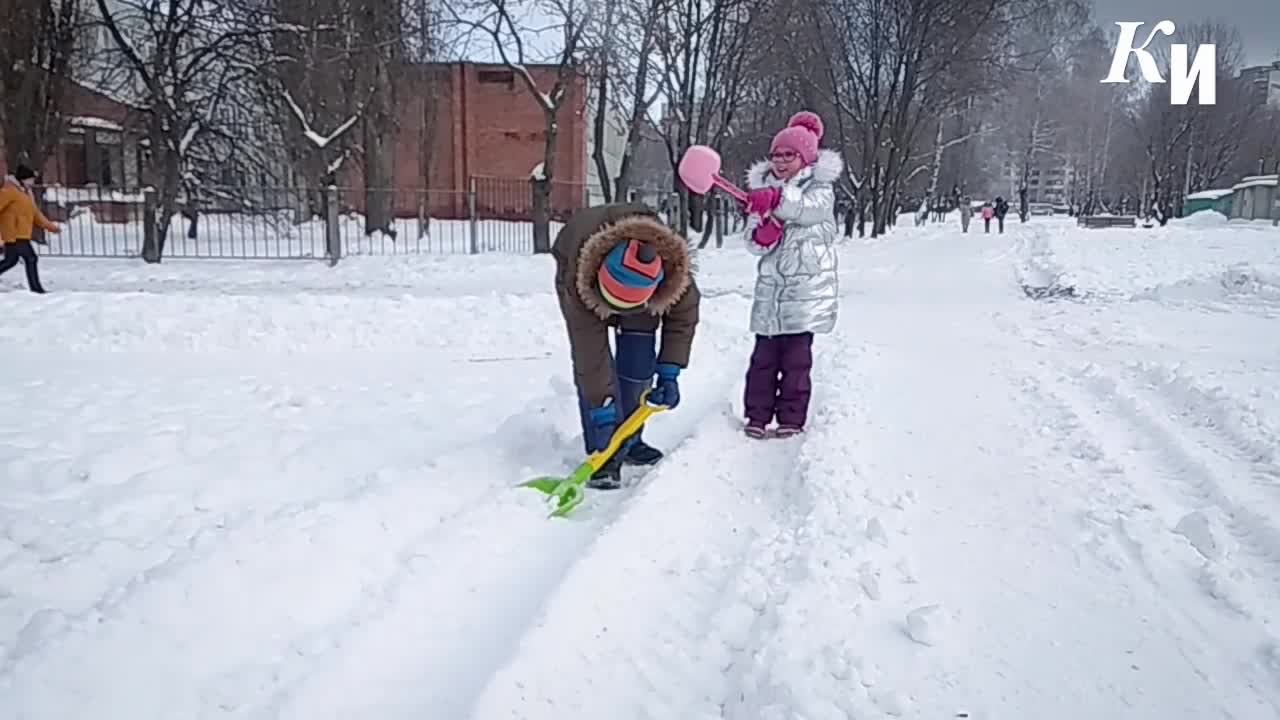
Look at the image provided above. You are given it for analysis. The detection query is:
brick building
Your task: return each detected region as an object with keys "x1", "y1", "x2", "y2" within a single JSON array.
[
  {"x1": 342, "y1": 61, "x2": 593, "y2": 221},
  {"x1": 10, "y1": 81, "x2": 148, "y2": 224},
  {"x1": 41, "y1": 81, "x2": 146, "y2": 188},
  {"x1": 25, "y1": 62, "x2": 607, "y2": 225}
]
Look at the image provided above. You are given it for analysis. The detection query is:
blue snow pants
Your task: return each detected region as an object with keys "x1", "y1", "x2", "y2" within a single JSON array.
[{"x1": 575, "y1": 328, "x2": 656, "y2": 454}]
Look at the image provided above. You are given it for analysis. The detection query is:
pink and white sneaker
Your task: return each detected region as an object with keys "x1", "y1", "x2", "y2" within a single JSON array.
[
  {"x1": 744, "y1": 421, "x2": 768, "y2": 439},
  {"x1": 774, "y1": 425, "x2": 804, "y2": 438}
]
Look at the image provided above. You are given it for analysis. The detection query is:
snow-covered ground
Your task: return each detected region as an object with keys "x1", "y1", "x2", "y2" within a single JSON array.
[{"x1": 2, "y1": 215, "x2": 1279, "y2": 719}]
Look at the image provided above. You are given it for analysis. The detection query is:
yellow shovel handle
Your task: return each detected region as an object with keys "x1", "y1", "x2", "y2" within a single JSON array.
[{"x1": 585, "y1": 389, "x2": 668, "y2": 472}]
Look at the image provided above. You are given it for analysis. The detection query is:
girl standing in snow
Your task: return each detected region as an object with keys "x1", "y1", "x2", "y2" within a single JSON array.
[{"x1": 740, "y1": 111, "x2": 843, "y2": 439}]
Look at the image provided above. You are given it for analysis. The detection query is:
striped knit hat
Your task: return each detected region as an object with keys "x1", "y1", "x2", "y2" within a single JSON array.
[{"x1": 597, "y1": 240, "x2": 664, "y2": 311}]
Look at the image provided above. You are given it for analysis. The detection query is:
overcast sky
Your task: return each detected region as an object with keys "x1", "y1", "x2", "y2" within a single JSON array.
[{"x1": 1092, "y1": 0, "x2": 1280, "y2": 68}]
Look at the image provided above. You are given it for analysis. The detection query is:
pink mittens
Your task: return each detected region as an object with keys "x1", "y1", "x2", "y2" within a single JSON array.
[
  {"x1": 752, "y1": 220, "x2": 783, "y2": 249},
  {"x1": 746, "y1": 188, "x2": 782, "y2": 216}
]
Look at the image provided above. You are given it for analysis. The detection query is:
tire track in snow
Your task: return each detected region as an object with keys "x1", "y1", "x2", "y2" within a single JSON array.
[
  {"x1": 269, "y1": 344, "x2": 751, "y2": 720},
  {"x1": 0, "y1": 456, "x2": 510, "y2": 717},
  {"x1": 455, "y1": 328, "x2": 831, "y2": 720},
  {"x1": 460, "y1": 407, "x2": 807, "y2": 720},
  {"x1": 0, "y1": 372, "x2": 578, "y2": 718},
  {"x1": 994, "y1": 308, "x2": 1280, "y2": 707},
  {"x1": 1021, "y1": 357, "x2": 1280, "y2": 712},
  {"x1": 1071, "y1": 363, "x2": 1280, "y2": 586},
  {"x1": 1041, "y1": 318, "x2": 1280, "y2": 509},
  {"x1": 1126, "y1": 361, "x2": 1280, "y2": 506},
  {"x1": 1007, "y1": 320, "x2": 1280, "y2": 602},
  {"x1": 0, "y1": 425, "x2": 505, "y2": 678},
  {"x1": 256, "y1": 453, "x2": 657, "y2": 717},
  {"x1": 716, "y1": 340, "x2": 921, "y2": 720}
]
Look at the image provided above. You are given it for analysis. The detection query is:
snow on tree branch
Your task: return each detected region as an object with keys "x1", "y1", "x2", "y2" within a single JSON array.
[{"x1": 281, "y1": 89, "x2": 361, "y2": 149}]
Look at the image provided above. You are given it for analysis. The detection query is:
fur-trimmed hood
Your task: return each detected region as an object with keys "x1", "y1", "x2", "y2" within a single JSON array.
[
  {"x1": 745, "y1": 148, "x2": 843, "y2": 190},
  {"x1": 575, "y1": 214, "x2": 693, "y2": 320}
]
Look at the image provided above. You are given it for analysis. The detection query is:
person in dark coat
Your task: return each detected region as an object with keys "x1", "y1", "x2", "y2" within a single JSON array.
[
  {"x1": 552, "y1": 203, "x2": 700, "y2": 489},
  {"x1": 994, "y1": 196, "x2": 1009, "y2": 233}
]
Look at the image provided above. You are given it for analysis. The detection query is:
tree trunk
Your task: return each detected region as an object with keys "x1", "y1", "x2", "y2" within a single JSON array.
[
  {"x1": 533, "y1": 111, "x2": 559, "y2": 254},
  {"x1": 590, "y1": 61, "x2": 613, "y2": 204},
  {"x1": 145, "y1": 144, "x2": 182, "y2": 263},
  {"x1": 418, "y1": 75, "x2": 436, "y2": 237},
  {"x1": 926, "y1": 114, "x2": 946, "y2": 201},
  {"x1": 362, "y1": 61, "x2": 396, "y2": 237}
]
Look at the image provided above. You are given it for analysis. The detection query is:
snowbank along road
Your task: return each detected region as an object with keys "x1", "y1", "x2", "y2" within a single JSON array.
[{"x1": 2, "y1": 214, "x2": 1279, "y2": 719}]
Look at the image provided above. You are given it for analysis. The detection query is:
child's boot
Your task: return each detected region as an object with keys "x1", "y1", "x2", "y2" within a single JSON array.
[
  {"x1": 774, "y1": 424, "x2": 804, "y2": 438},
  {"x1": 744, "y1": 419, "x2": 769, "y2": 439},
  {"x1": 587, "y1": 454, "x2": 624, "y2": 489},
  {"x1": 622, "y1": 434, "x2": 664, "y2": 465}
]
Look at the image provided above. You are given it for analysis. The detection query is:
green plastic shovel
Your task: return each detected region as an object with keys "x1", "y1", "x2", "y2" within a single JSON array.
[{"x1": 521, "y1": 390, "x2": 668, "y2": 518}]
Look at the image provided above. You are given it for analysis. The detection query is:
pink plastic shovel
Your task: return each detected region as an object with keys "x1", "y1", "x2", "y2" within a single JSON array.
[
  {"x1": 679, "y1": 145, "x2": 749, "y2": 203},
  {"x1": 679, "y1": 145, "x2": 782, "y2": 228}
]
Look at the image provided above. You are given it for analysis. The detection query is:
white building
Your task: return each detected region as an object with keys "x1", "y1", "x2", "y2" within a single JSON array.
[
  {"x1": 583, "y1": 82, "x2": 630, "y2": 206},
  {"x1": 1239, "y1": 61, "x2": 1280, "y2": 109}
]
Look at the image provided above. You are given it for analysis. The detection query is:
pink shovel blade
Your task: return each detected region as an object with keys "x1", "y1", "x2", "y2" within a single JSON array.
[{"x1": 678, "y1": 145, "x2": 722, "y2": 195}]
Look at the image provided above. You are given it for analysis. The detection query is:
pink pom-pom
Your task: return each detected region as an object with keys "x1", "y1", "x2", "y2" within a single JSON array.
[{"x1": 788, "y1": 111, "x2": 823, "y2": 140}]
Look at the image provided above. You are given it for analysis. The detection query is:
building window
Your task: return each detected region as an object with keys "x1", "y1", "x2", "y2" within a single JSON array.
[
  {"x1": 60, "y1": 134, "x2": 124, "y2": 187},
  {"x1": 478, "y1": 70, "x2": 515, "y2": 85}
]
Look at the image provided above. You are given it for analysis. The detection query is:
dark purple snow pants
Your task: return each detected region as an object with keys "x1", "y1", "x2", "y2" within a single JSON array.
[{"x1": 743, "y1": 332, "x2": 814, "y2": 427}]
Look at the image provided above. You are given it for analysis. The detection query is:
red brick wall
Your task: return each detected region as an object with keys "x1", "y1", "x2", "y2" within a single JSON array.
[
  {"x1": 345, "y1": 61, "x2": 588, "y2": 221},
  {"x1": 62, "y1": 83, "x2": 135, "y2": 126},
  {"x1": 41, "y1": 83, "x2": 141, "y2": 185}
]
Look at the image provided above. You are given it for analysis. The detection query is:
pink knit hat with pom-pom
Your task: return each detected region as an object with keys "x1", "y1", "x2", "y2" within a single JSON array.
[{"x1": 770, "y1": 111, "x2": 824, "y2": 166}]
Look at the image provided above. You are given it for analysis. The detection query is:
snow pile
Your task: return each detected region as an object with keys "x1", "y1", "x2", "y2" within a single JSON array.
[
  {"x1": 1179, "y1": 209, "x2": 1230, "y2": 226},
  {"x1": 1129, "y1": 262, "x2": 1280, "y2": 306},
  {"x1": 1030, "y1": 217, "x2": 1280, "y2": 305}
]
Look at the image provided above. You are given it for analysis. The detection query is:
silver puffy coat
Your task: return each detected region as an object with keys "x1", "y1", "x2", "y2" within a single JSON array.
[{"x1": 743, "y1": 148, "x2": 843, "y2": 336}]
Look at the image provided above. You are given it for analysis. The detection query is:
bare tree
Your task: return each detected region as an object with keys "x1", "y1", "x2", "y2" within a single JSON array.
[
  {"x1": 269, "y1": 0, "x2": 366, "y2": 221},
  {"x1": 1117, "y1": 21, "x2": 1249, "y2": 222},
  {"x1": 95, "y1": 0, "x2": 280, "y2": 261},
  {"x1": 1175, "y1": 24, "x2": 1256, "y2": 198},
  {"x1": 410, "y1": 0, "x2": 442, "y2": 238},
  {"x1": 814, "y1": 0, "x2": 1044, "y2": 236},
  {"x1": 651, "y1": 0, "x2": 759, "y2": 236},
  {"x1": 355, "y1": 0, "x2": 405, "y2": 237},
  {"x1": 587, "y1": 0, "x2": 664, "y2": 204},
  {"x1": 449, "y1": 0, "x2": 594, "y2": 253},
  {"x1": 1, "y1": 0, "x2": 83, "y2": 171}
]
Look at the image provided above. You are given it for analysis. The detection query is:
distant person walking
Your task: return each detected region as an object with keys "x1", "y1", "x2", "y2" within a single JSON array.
[
  {"x1": 960, "y1": 195, "x2": 972, "y2": 233},
  {"x1": 0, "y1": 164, "x2": 61, "y2": 293},
  {"x1": 981, "y1": 201, "x2": 994, "y2": 233}
]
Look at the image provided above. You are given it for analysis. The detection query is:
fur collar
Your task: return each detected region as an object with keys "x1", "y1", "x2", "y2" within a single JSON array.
[
  {"x1": 745, "y1": 149, "x2": 843, "y2": 190},
  {"x1": 575, "y1": 214, "x2": 692, "y2": 320}
]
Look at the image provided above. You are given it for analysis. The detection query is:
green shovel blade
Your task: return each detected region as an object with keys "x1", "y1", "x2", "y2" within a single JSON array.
[{"x1": 520, "y1": 464, "x2": 592, "y2": 518}]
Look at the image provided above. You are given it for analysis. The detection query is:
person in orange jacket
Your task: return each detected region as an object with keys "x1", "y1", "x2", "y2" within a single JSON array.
[{"x1": 0, "y1": 164, "x2": 61, "y2": 293}]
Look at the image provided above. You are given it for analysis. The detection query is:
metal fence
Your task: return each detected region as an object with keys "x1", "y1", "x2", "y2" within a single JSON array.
[{"x1": 33, "y1": 177, "x2": 592, "y2": 261}]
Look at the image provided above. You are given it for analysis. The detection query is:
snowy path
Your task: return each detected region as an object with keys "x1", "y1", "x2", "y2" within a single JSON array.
[{"x1": 3, "y1": 217, "x2": 1280, "y2": 718}]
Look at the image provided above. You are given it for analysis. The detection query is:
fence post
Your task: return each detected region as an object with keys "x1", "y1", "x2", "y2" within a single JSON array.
[
  {"x1": 468, "y1": 176, "x2": 478, "y2": 254},
  {"x1": 714, "y1": 194, "x2": 724, "y2": 247},
  {"x1": 142, "y1": 187, "x2": 157, "y2": 260},
  {"x1": 325, "y1": 185, "x2": 340, "y2": 265}
]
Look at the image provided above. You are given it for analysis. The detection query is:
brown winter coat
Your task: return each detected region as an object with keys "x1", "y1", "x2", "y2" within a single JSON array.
[{"x1": 552, "y1": 203, "x2": 701, "y2": 407}]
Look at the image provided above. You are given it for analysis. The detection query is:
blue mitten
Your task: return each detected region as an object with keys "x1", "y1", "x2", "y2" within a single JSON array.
[
  {"x1": 586, "y1": 400, "x2": 619, "y2": 451},
  {"x1": 649, "y1": 363, "x2": 681, "y2": 408}
]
